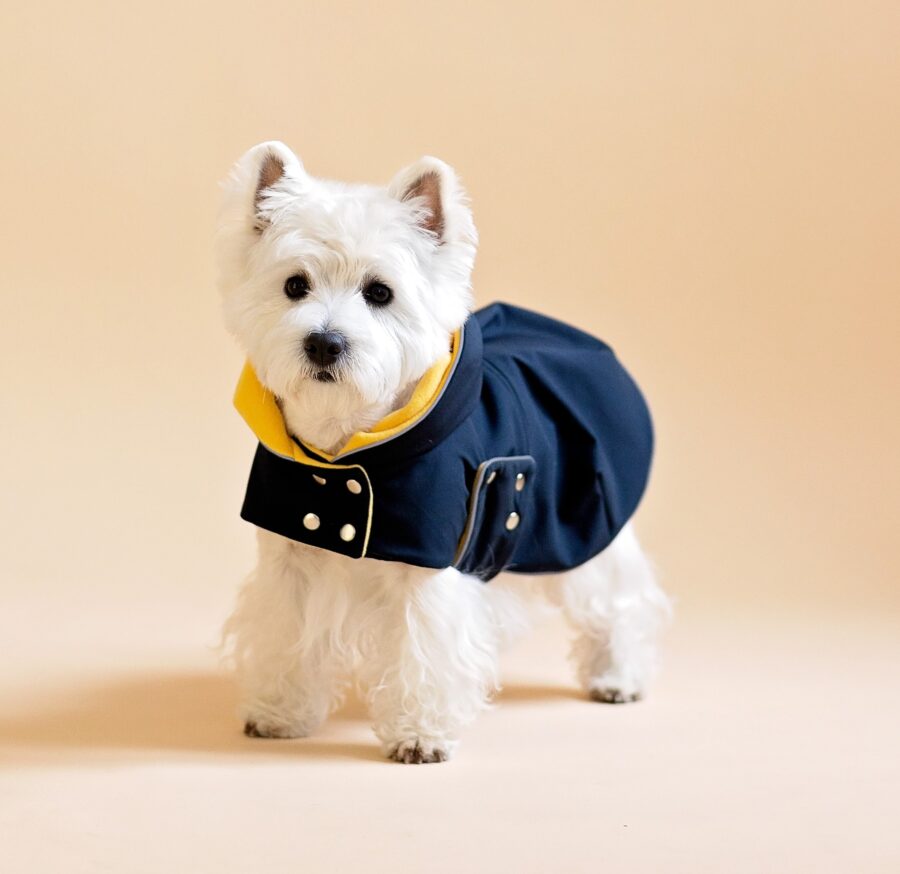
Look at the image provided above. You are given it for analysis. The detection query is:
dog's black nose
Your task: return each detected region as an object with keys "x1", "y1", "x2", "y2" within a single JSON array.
[{"x1": 304, "y1": 330, "x2": 347, "y2": 367}]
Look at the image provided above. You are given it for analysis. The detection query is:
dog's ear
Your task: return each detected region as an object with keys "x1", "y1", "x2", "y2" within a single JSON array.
[
  {"x1": 388, "y1": 157, "x2": 476, "y2": 248},
  {"x1": 221, "y1": 141, "x2": 305, "y2": 233}
]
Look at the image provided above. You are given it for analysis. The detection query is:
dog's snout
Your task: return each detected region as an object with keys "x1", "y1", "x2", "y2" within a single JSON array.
[{"x1": 304, "y1": 330, "x2": 347, "y2": 367}]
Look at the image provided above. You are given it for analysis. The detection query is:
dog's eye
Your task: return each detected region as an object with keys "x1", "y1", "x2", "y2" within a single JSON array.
[
  {"x1": 284, "y1": 273, "x2": 310, "y2": 300},
  {"x1": 362, "y1": 280, "x2": 393, "y2": 307}
]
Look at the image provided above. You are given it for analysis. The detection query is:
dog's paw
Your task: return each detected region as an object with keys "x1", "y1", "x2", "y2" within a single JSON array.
[
  {"x1": 387, "y1": 739, "x2": 450, "y2": 764},
  {"x1": 243, "y1": 719, "x2": 310, "y2": 739},
  {"x1": 588, "y1": 686, "x2": 643, "y2": 704}
]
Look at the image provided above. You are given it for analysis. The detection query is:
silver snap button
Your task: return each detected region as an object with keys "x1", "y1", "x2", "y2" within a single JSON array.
[
  {"x1": 505, "y1": 512, "x2": 520, "y2": 531},
  {"x1": 515, "y1": 472, "x2": 526, "y2": 492},
  {"x1": 339, "y1": 523, "x2": 356, "y2": 542},
  {"x1": 486, "y1": 470, "x2": 497, "y2": 484},
  {"x1": 312, "y1": 474, "x2": 326, "y2": 485},
  {"x1": 346, "y1": 479, "x2": 362, "y2": 494},
  {"x1": 303, "y1": 513, "x2": 320, "y2": 531}
]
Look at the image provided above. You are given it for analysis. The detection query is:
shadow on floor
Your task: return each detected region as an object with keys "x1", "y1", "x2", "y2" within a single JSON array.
[
  {"x1": 496, "y1": 683, "x2": 584, "y2": 703},
  {"x1": 0, "y1": 671, "x2": 583, "y2": 767},
  {"x1": 0, "y1": 671, "x2": 379, "y2": 765}
]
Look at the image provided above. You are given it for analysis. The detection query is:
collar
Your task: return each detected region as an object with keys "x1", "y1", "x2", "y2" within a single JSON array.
[{"x1": 234, "y1": 313, "x2": 483, "y2": 469}]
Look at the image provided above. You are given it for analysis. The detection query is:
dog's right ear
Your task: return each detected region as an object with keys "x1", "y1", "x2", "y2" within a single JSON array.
[{"x1": 220, "y1": 141, "x2": 306, "y2": 234}]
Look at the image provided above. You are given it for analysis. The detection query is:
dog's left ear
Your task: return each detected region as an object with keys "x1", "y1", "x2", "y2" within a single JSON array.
[{"x1": 388, "y1": 157, "x2": 477, "y2": 248}]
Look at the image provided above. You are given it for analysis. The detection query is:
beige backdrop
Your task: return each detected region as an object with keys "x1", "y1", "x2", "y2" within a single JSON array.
[{"x1": 1, "y1": 2, "x2": 898, "y2": 872}]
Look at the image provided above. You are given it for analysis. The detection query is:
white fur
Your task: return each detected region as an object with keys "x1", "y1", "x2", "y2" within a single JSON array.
[{"x1": 217, "y1": 142, "x2": 671, "y2": 763}]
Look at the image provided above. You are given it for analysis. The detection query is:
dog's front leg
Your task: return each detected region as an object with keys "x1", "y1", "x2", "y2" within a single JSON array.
[
  {"x1": 223, "y1": 532, "x2": 342, "y2": 739},
  {"x1": 361, "y1": 566, "x2": 499, "y2": 764}
]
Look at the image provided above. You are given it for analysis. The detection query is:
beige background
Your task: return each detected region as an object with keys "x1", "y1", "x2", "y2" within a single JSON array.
[{"x1": 1, "y1": 2, "x2": 898, "y2": 872}]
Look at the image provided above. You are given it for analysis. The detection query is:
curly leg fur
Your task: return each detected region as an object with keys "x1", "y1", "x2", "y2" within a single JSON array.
[
  {"x1": 222, "y1": 532, "x2": 504, "y2": 762},
  {"x1": 358, "y1": 566, "x2": 500, "y2": 763},
  {"x1": 222, "y1": 525, "x2": 666, "y2": 762},
  {"x1": 221, "y1": 534, "x2": 346, "y2": 739}
]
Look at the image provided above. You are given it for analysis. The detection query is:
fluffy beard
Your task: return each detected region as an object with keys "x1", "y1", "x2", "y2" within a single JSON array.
[{"x1": 278, "y1": 375, "x2": 407, "y2": 457}]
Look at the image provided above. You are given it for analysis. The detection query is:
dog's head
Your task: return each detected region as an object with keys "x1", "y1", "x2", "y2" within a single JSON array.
[{"x1": 216, "y1": 142, "x2": 477, "y2": 419}]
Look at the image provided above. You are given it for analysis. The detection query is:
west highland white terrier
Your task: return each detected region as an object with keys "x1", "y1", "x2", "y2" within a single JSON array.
[{"x1": 216, "y1": 141, "x2": 670, "y2": 763}]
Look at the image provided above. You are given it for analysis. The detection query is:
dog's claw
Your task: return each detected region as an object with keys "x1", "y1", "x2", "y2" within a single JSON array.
[
  {"x1": 389, "y1": 742, "x2": 448, "y2": 764},
  {"x1": 243, "y1": 719, "x2": 306, "y2": 738},
  {"x1": 589, "y1": 687, "x2": 642, "y2": 704}
]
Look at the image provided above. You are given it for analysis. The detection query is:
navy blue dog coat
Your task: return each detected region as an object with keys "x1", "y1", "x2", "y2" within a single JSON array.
[{"x1": 235, "y1": 303, "x2": 653, "y2": 581}]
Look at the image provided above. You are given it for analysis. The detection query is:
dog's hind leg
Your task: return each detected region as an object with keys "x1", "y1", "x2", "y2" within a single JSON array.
[{"x1": 548, "y1": 524, "x2": 671, "y2": 703}]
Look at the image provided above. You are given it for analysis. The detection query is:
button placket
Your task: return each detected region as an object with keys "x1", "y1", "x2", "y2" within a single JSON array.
[
  {"x1": 485, "y1": 460, "x2": 531, "y2": 536},
  {"x1": 340, "y1": 473, "x2": 365, "y2": 543},
  {"x1": 493, "y1": 466, "x2": 528, "y2": 532},
  {"x1": 294, "y1": 465, "x2": 371, "y2": 558},
  {"x1": 453, "y1": 455, "x2": 535, "y2": 576}
]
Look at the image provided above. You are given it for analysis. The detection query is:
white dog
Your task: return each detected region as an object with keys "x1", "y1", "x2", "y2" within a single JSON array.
[{"x1": 216, "y1": 142, "x2": 670, "y2": 763}]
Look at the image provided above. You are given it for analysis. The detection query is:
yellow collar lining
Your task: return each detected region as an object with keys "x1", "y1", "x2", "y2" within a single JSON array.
[{"x1": 234, "y1": 329, "x2": 462, "y2": 467}]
